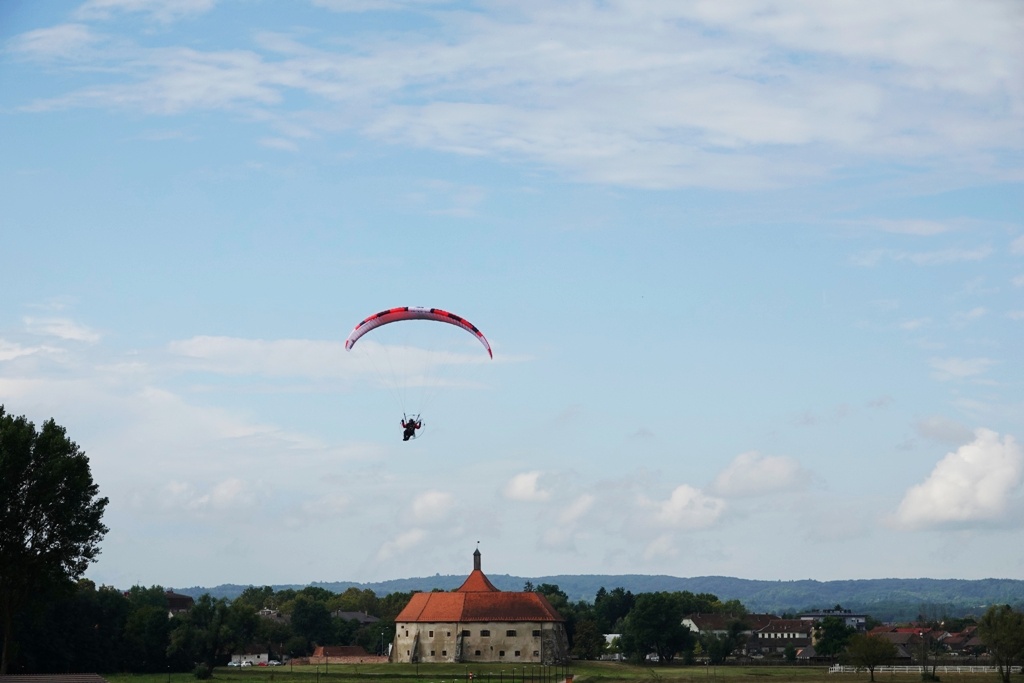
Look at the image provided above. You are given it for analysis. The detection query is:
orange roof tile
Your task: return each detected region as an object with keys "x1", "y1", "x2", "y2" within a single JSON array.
[
  {"x1": 456, "y1": 569, "x2": 500, "y2": 592},
  {"x1": 396, "y1": 590, "x2": 562, "y2": 623},
  {"x1": 395, "y1": 549, "x2": 564, "y2": 624}
]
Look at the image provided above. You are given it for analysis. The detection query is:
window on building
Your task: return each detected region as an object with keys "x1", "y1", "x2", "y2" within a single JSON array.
[
  {"x1": 431, "y1": 651, "x2": 435, "y2": 656},
  {"x1": 532, "y1": 630, "x2": 541, "y2": 637},
  {"x1": 442, "y1": 651, "x2": 447, "y2": 657},
  {"x1": 447, "y1": 631, "x2": 451, "y2": 637},
  {"x1": 515, "y1": 651, "x2": 521, "y2": 657},
  {"x1": 429, "y1": 631, "x2": 434, "y2": 637},
  {"x1": 533, "y1": 651, "x2": 539, "y2": 657},
  {"x1": 463, "y1": 630, "x2": 471, "y2": 637},
  {"x1": 506, "y1": 630, "x2": 517, "y2": 637},
  {"x1": 481, "y1": 630, "x2": 490, "y2": 637},
  {"x1": 475, "y1": 651, "x2": 481, "y2": 656},
  {"x1": 499, "y1": 651, "x2": 505, "y2": 657}
]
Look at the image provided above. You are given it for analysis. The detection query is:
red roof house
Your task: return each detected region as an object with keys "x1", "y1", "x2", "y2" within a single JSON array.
[{"x1": 393, "y1": 549, "x2": 569, "y2": 665}]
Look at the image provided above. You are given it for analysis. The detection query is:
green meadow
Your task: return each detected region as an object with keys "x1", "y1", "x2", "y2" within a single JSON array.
[{"x1": 105, "y1": 661, "x2": 1002, "y2": 683}]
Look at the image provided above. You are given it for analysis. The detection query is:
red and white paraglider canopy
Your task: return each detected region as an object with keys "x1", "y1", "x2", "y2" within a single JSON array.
[{"x1": 345, "y1": 306, "x2": 492, "y2": 358}]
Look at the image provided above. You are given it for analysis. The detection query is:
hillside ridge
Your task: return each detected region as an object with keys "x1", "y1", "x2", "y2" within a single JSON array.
[{"x1": 173, "y1": 575, "x2": 1024, "y2": 621}]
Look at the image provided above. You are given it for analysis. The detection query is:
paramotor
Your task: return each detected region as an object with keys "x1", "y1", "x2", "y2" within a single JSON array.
[{"x1": 345, "y1": 307, "x2": 493, "y2": 438}]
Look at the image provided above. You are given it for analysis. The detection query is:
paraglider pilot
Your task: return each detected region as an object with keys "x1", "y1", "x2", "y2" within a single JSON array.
[{"x1": 401, "y1": 415, "x2": 422, "y2": 441}]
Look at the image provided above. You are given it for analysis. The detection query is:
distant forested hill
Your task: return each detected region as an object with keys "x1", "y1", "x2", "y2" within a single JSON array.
[{"x1": 176, "y1": 575, "x2": 1024, "y2": 622}]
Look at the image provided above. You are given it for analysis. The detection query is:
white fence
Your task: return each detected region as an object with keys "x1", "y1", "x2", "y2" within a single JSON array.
[{"x1": 830, "y1": 665, "x2": 1022, "y2": 675}]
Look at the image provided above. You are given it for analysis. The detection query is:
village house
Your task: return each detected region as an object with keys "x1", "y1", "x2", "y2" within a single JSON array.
[
  {"x1": 393, "y1": 549, "x2": 570, "y2": 664},
  {"x1": 310, "y1": 645, "x2": 383, "y2": 664},
  {"x1": 230, "y1": 650, "x2": 270, "y2": 666},
  {"x1": 124, "y1": 589, "x2": 194, "y2": 618},
  {"x1": 748, "y1": 619, "x2": 813, "y2": 656},
  {"x1": 682, "y1": 613, "x2": 816, "y2": 658},
  {"x1": 942, "y1": 626, "x2": 985, "y2": 656},
  {"x1": 798, "y1": 608, "x2": 868, "y2": 632},
  {"x1": 332, "y1": 610, "x2": 381, "y2": 626},
  {"x1": 864, "y1": 627, "x2": 922, "y2": 660},
  {"x1": 682, "y1": 613, "x2": 777, "y2": 639},
  {"x1": 257, "y1": 607, "x2": 290, "y2": 623}
]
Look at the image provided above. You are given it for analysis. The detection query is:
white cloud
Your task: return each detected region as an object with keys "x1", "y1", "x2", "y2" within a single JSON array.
[
  {"x1": 24, "y1": 317, "x2": 101, "y2": 343},
  {"x1": 558, "y1": 493, "x2": 595, "y2": 526},
  {"x1": 541, "y1": 493, "x2": 596, "y2": 549},
  {"x1": 376, "y1": 528, "x2": 426, "y2": 561},
  {"x1": 159, "y1": 477, "x2": 256, "y2": 513},
  {"x1": 642, "y1": 533, "x2": 679, "y2": 561},
  {"x1": 915, "y1": 416, "x2": 974, "y2": 446},
  {"x1": 911, "y1": 247, "x2": 995, "y2": 265},
  {"x1": 710, "y1": 451, "x2": 806, "y2": 497},
  {"x1": 869, "y1": 219, "x2": 953, "y2": 236},
  {"x1": 191, "y1": 477, "x2": 253, "y2": 510},
  {"x1": 1012, "y1": 236, "x2": 1024, "y2": 255},
  {"x1": 853, "y1": 246, "x2": 994, "y2": 267},
  {"x1": 300, "y1": 493, "x2": 351, "y2": 517},
  {"x1": 504, "y1": 471, "x2": 551, "y2": 502},
  {"x1": 929, "y1": 356, "x2": 996, "y2": 381},
  {"x1": 168, "y1": 336, "x2": 346, "y2": 378},
  {"x1": 7, "y1": 24, "x2": 98, "y2": 60},
  {"x1": 411, "y1": 490, "x2": 454, "y2": 523},
  {"x1": 893, "y1": 429, "x2": 1023, "y2": 530},
  {"x1": 899, "y1": 318, "x2": 930, "y2": 331},
  {"x1": 0, "y1": 340, "x2": 48, "y2": 362},
  {"x1": 644, "y1": 484, "x2": 726, "y2": 530},
  {"x1": 866, "y1": 395, "x2": 892, "y2": 409},
  {"x1": 76, "y1": 0, "x2": 217, "y2": 23},
  {"x1": 950, "y1": 307, "x2": 988, "y2": 327},
  {"x1": 312, "y1": 0, "x2": 450, "y2": 12},
  {"x1": 16, "y1": 1, "x2": 1024, "y2": 189},
  {"x1": 1012, "y1": 275, "x2": 1024, "y2": 287},
  {"x1": 259, "y1": 137, "x2": 299, "y2": 152},
  {"x1": 24, "y1": 48, "x2": 283, "y2": 115}
]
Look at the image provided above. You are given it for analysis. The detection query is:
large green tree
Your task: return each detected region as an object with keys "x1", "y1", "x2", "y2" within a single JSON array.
[
  {"x1": 700, "y1": 617, "x2": 749, "y2": 666},
  {"x1": 844, "y1": 634, "x2": 897, "y2": 682},
  {"x1": 333, "y1": 587, "x2": 379, "y2": 615},
  {"x1": 570, "y1": 619, "x2": 606, "y2": 660},
  {"x1": 620, "y1": 592, "x2": 693, "y2": 664},
  {"x1": 594, "y1": 587, "x2": 635, "y2": 634},
  {"x1": 121, "y1": 587, "x2": 172, "y2": 672},
  {"x1": 813, "y1": 615, "x2": 856, "y2": 661},
  {"x1": 234, "y1": 586, "x2": 276, "y2": 612},
  {"x1": 5, "y1": 578, "x2": 132, "y2": 673},
  {"x1": 167, "y1": 594, "x2": 239, "y2": 669},
  {"x1": 0, "y1": 408, "x2": 109, "y2": 674},
  {"x1": 290, "y1": 594, "x2": 333, "y2": 647},
  {"x1": 978, "y1": 605, "x2": 1024, "y2": 683}
]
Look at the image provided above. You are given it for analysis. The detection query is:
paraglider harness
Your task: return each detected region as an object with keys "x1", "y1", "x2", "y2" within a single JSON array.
[{"x1": 401, "y1": 414, "x2": 423, "y2": 441}]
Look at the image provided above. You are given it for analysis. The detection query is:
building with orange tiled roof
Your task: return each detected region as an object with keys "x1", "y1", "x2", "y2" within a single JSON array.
[{"x1": 392, "y1": 549, "x2": 569, "y2": 665}]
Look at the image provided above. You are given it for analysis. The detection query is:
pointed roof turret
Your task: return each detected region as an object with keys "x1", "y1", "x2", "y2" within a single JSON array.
[{"x1": 457, "y1": 547, "x2": 499, "y2": 592}]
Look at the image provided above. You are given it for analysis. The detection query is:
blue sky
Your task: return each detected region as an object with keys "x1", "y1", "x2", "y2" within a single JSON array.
[{"x1": 1, "y1": 0, "x2": 1023, "y2": 591}]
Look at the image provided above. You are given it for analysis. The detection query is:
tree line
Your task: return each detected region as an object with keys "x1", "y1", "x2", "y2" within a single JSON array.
[
  {"x1": 3, "y1": 580, "x2": 410, "y2": 675},
  {"x1": 11, "y1": 577, "x2": 1024, "y2": 677}
]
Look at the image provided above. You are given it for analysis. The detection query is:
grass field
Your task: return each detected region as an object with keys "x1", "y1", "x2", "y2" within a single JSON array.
[{"x1": 103, "y1": 661, "x2": 1004, "y2": 683}]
